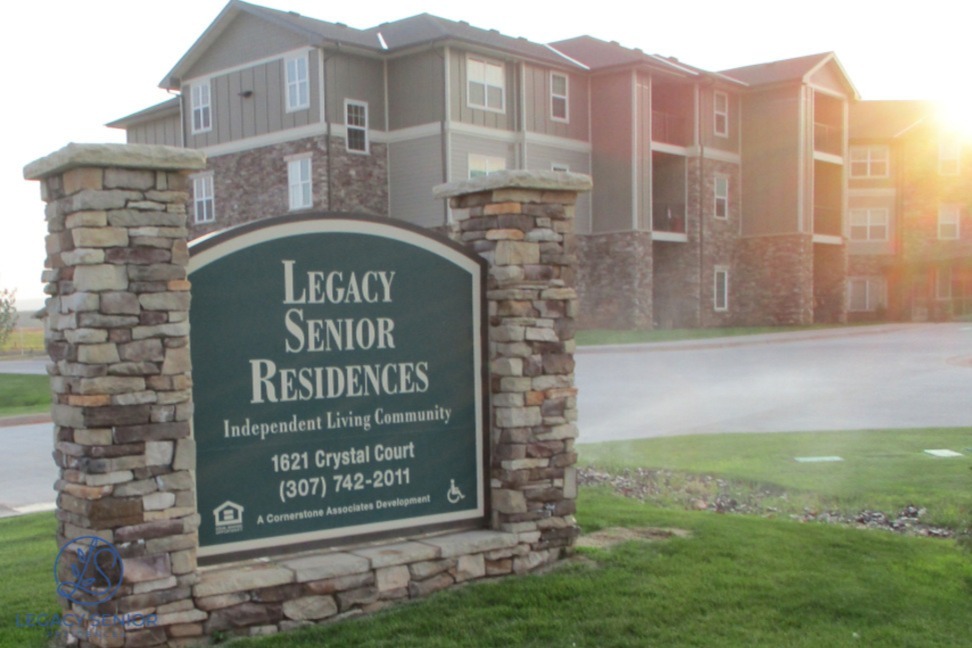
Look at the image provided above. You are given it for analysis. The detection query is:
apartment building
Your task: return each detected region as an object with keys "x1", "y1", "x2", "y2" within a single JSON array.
[
  {"x1": 111, "y1": 0, "x2": 893, "y2": 330},
  {"x1": 847, "y1": 101, "x2": 972, "y2": 321}
]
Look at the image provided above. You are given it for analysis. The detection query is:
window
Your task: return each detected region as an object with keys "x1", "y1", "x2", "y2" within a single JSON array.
[
  {"x1": 848, "y1": 208, "x2": 888, "y2": 241},
  {"x1": 939, "y1": 140, "x2": 960, "y2": 175},
  {"x1": 849, "y1": 146, "x2": 889, "y2": 178},
  {"x1": 287, "y1": 155, "x2": 313, "y2": 211},
  {"x1": 192, "y1": 174, "x2": 215, "y2": 224},
  {"x1": 551, "y1": 73, "x2": 568, "y2": 122},
  {"x1": 345, "y1": 100, "x2": 368, "y2": 153},
  {"x1": 939, "y1": 205, "x2": 960, "y2": 239},
  {"x1": 714, "y1": 175, "x2": 729, "y2": 219},
  {"x1": 714, "y1": 91, "x2": 729, "y2": 137},
  {"x1": 936, "y1": 266, "x2": 953, "y2": 300},
  {"x1": 286, "y1": 54, "x2": 310, "y2": 112},
  {"x1": 191, "y1": 82, "x2": 211, "y2": 134},
  {"x1": 847, "y1": 277, "x2": 887, "y2": 312},
  {"x1": 714, "y1": 267, "x2": 729, "y2": 311},
  {"x1": 468, "y1": 154, "x2": 506, "y2": 178},
  {"x1": 467, "y1": 56, "x2": 505, "y2": 112}
]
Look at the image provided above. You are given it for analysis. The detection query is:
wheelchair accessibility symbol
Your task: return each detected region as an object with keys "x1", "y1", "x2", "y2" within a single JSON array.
[{"x1": 447, "y1": 479, "x2": 465, "y2": 504}]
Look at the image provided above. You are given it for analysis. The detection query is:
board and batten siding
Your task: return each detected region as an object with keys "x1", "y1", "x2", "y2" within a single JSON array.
[
  {"x1": 741, "y1": 86, "x2": 802, "y2": 236},
  {"x1": 590, "y1": 72, "x2": 633, "y2": 233},
  {"x1": 450, "y1": 133, "x2": 516, "y2": 180},
  {"x1": 388, "y1": 51, "x2": 445, "y2": 130},
  {"x1": 184, "y1": 53, "x2": 321, "y2": 149},
  {"x1": 449, "y1": 49, "x2": 514, "y2": 131},
  {"x1": 522, "y1": 65, "x2": 589, "y2": 141},
  {"x1": 326, "y1": 53, "x2": 386, "y2": 131},
  {"x1": 526, "y1": 144, "x2": 592, "y2": 234},
  {"x1": 389, "y1": 134, "x2": 445, "y2": 227},
  {"x1": 182, "y1": 13, "x2": 311, "y2": 80},
  {"x1": 126, "y1": 114, "x2": 182, "y2": 147}
]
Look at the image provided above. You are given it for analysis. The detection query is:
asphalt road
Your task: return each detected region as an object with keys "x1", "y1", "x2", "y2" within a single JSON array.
[
  {"x1": 1, "y1": 323, "x2": 970, "y2": 513},
  {"x1": 576, "y1": 323, "x2": 972, "y2": 442}
]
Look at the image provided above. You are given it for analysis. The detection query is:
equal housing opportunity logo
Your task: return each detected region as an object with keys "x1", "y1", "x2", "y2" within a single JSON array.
[{"x1": 15, "y1": 536, "x2": 158, "y2": 640}]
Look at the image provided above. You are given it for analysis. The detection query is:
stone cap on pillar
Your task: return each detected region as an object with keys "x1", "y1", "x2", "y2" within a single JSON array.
[
  {"x1": 24, "y1": 142, "x2": 207, "y2": 181},
  {"x1": 433, "y1": 170, "x2": 592, "y2": 202}
]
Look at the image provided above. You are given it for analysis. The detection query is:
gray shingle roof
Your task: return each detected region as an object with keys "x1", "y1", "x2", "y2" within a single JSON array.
[{"x1": 721, "y1": 52, "x2": 833, "y2": 86}]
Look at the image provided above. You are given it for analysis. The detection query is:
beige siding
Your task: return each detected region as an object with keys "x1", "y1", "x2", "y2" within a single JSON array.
[
  {"x1": 741, "y1": 87, "x2": 802, "y2": 235},
  {"x1": 809, "y1": 61, "x2": 849, "y2": 97},
  {"x1": 590, "y1": 72, "x2": 633, "y2": 233},
  {"x1": 450, "y1": 133, "x2": 516, "y2": 179},
  {"x1": 184, "y1": 53, "x2": 321, "y2": 148},
  {"x1": 449, "y1": 49, "x2": 514, "y2": 131},
  {"x1": 183, "y1": 13, "x2": 309, "y2": 80},
  {"x1": 526, "y1": 143, "x2": 592, "y2": 233},
  {"x1": 326, "y1": 54, "x2": 385, "y2": 130},
  {"x1": 636, "y1": 78, "x2": 651, "y2": 229},
  {"x1": 702, "y1": 87, "x2": 741, "y2": 153},
  {"x1": 389, "y1": 134, "x2": 445, "y2": 227},
  {"x1": 388, "y1": 51, "x2": 444, "y2": 130},
  {"x1": 127, "y1": 115, "x2": 181, "y2": 147},
  {"x1": 523, "y1": 65, "x2": 589, "y2": 141}
]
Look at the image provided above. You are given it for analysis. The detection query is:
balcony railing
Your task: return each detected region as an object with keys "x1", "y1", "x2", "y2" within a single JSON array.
[
  {"x1": 652, "y1": 111, "x2": 691, "y2": 146},
  {"x1": 653, "y1": 203, "x2": 686, "y2": 233},
  {"x1": 814, "y1": 122, "x2": 842, "y2": 156}
]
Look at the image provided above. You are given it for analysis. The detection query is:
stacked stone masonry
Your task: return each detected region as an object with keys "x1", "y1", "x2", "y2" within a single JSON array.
[{"x1": 26, "y1": 148, "x2": 587, "y2": 647}]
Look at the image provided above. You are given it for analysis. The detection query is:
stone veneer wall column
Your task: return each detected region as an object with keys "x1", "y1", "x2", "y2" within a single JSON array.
[
  {"x1": 435, "y1": 170, "x2": 592, "y2": 556},
  {"x1": 576, "y1": 231, "x2": 654, "y2": 329},
  {"x1": 24, "y1": 143, "x2": 207, "y2": 647},
  {"x1": 735, "y1": 234, "x2": 815, "y2": 325}
]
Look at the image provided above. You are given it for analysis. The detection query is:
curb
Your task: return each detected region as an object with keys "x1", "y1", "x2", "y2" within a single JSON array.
[{"x1": 0, "y1": 413, "x2": 52, "y2": 428}]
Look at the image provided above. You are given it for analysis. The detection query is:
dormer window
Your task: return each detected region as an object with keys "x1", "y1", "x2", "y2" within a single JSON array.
[
  {"x1": 286, "y1": 54, "x2": 310, "y2": 112},
  {"x1": 191, "y1": 82, "x2": 212, "y2": 134},
  {"x1": 467, "y1": 56, "x2": 505, "y2": 112}
]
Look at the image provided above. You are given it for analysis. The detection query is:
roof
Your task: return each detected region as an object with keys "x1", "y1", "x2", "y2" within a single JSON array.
[
  {"x1": 107, "y1": 97, "x2": 180, "y2": 129},
  {"x1": 551, "y1": 35, "x2": 746, "y2": 85},
  {"x1": 721, "y1": 51, "x2": 859, "y2": 99},
  {"x1": 849, "y1": 100, "x2": 937, "y2": 140},
  {"x1": 161, "y1": 0, "x2": 582, "y2": 88}
]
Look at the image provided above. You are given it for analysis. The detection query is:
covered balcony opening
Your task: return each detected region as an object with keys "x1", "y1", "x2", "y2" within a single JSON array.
[
  {"x1": 652, "y1": 152, "x2": 687, "y2": 235},
  {"x1": 813, "y1": 93, "x2": 844, "y2": 156},
  {"x1": 812, "y1": 161, "x2": 843, "y2": 237},
  {"x1": 651, "y1": 81, "x2": 693, "y2": 147}
]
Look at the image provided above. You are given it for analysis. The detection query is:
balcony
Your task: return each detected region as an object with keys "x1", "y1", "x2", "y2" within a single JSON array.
[
  {"x1": 814, "y1": 122, "x2": 842, "y2": 156},
  {"x1": 813, "y1": 205, "x2": 842, "y2": 238},
  {"x1": 652, "y1": 111, "x2": 691, "y2": 147},
  {"x1": 653, "y1": 203, "x2": 686, "y2": 234}
]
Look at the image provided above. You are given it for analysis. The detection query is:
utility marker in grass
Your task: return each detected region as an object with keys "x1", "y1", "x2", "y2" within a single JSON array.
[{"x1": 794, "y1": 456, "x2": 844, "y2": 463}]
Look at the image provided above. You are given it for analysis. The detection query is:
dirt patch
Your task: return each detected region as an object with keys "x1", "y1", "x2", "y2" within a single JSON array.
[{"x1": 576, "y1": 526, "x2": 691, "y2": 549}]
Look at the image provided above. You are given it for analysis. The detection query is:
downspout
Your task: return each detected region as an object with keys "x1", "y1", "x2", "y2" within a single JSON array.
[{"x1": 319, "y1": 48, "x2": 333, "y2": 211}]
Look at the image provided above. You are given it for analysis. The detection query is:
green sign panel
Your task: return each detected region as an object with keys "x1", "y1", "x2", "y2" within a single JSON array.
[{"x1": 189, "y1": 215, "x2": 487, "y2": 559}]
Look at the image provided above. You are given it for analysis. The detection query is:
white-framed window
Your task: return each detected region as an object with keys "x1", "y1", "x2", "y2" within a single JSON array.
[
  {"x1": 848, "y1": 208, "x2": 889, "y2": 241},
  {"x1": 551, "y1": 73, "x2": 569, "y2": 122},
  {"x1": 939, "y1": 140, "x2": 960, "y2": 175},
  {"x1": 939, "y1": 204, "x2": 960, "y2": 239},
  {"x1": 551, "y1": 162, "x2": 570, "y2": 173},
  {"x1": 714, "y1": 91, "x2": 729, "y2": 138},
  {"x1": 849, "y1": 146, "x2": 889, "y2": 178},
  {"x1": 847, "y1": 276, "x2": 887, "y2": 312},
  {"x1": 714, "y1": 266, "x2": 729, "y2": 311},
  {"x1": 467, "y1": 56, "x2": 505, "y2": 112},
  {"x1": 285, "y1": 54, "x2": 310, "y2": 112},
  {"x1": 345, "y1": 99, "x2": 368, "y2": 153},
  {"x1": 714, "y1": 175, "x2": 729, "y2": 219},
  {"x1": 287, "y1": 155, "x2": 313, "y2": 211},
  {"x1": 192, "y1": 173, "x2": 215, "y2": 224},
  {"x1": 936, "y1": 266, "x2": 953, "y2": 300},
  {"x1": 468, "y1": 154, "x2": 506, "y2": 179},
  {"x1": 191, "y1": 82, "x2": 212, "y2": 134}
]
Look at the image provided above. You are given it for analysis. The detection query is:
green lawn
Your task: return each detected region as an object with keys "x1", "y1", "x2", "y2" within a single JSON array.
[
  {"x1": 578, "y1": 428, "x2": 972, "y2": 528},
  {"x1": 0, "y1": 328, "x2": 44, "y2": 356},
  {"x1": 0, "y1": 374, "x2": 50, "y2": 418}
]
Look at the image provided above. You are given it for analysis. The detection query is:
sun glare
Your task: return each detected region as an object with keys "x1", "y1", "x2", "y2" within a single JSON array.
[{"x1": 935, "y1": 98, "x2": 972, "y2": 140}]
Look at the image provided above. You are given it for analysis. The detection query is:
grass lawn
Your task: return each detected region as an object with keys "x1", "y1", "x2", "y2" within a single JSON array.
[
  {"x1": 578, "y1": 428, "x2": 972, "y2": 528},
  {"x1": 0, "y1": 328, "x2": 44, "y2": 356},
  {"x1": 0, "y1": 374, "x2": 50, "y2": 418},
  {"x1": 576, "y1": 324, "x2": 850, "y2": 346},
  {"x1": 3, "y1": 488, "x2": 972, "y2": 647}
]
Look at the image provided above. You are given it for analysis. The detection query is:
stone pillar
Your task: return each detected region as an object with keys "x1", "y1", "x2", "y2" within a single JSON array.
[
  {"x1": 435, "y1": 170, "x2": 592, "y2": 558},
  {"x1": 24, "y1": 143, "x2": 207, "y2": 648}
]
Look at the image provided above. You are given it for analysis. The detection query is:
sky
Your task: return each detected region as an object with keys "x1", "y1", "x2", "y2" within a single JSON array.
[{"x1": 3, "y1": 0, "x2": 968, "y2": 309}]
